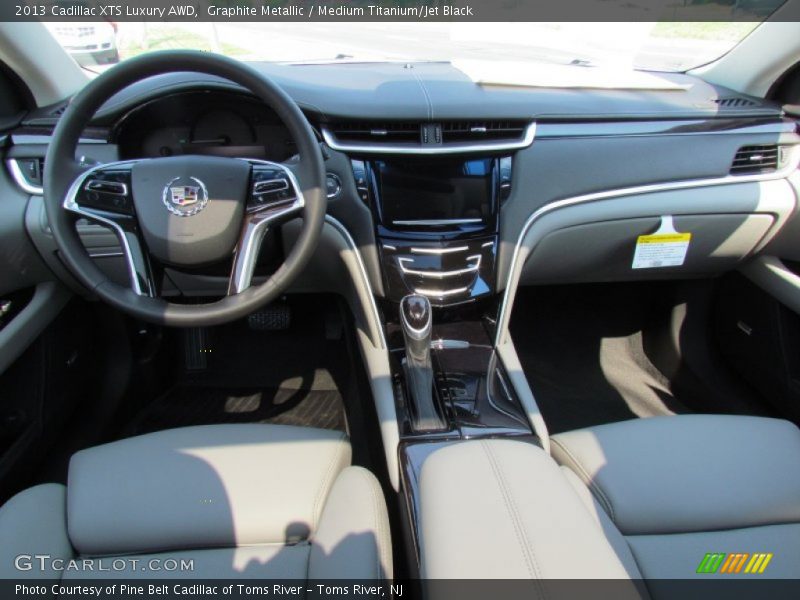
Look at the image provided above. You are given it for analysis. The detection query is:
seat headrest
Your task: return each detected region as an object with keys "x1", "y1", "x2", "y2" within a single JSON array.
[{"x1": 67, "y1": 424, "x2": 350, "y2": 556}]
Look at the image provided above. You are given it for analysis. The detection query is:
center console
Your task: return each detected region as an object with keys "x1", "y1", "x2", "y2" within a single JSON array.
[
  {"x1": 348, "y1": 152, "x2": 528, "y2": 437},
  {"x1": 353, "y1": 155, "x2": 511, "y2": 306},
  {"x1": 347, "y1": 150, "x2": 534, "y2": 577}
]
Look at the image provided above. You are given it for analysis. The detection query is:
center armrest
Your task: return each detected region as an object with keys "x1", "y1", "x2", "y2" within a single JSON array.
[{"x1": 417, "y1": 438, "x2": 640, "y2": 583}]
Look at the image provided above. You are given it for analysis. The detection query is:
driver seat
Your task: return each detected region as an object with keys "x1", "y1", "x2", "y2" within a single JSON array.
[{"x1": 0, "y1": 424, "x2": 392, "y2": 579}]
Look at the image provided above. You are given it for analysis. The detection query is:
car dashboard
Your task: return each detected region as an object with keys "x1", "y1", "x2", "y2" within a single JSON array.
[{"x1": 5, "y1": 60, "x2": 800, "y2": 310}]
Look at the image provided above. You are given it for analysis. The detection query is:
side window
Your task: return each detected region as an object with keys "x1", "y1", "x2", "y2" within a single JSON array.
[
  {"x1": 769, "y1": 60, "x2": 800, "y2": 113},
  {"x1": 0, "y1": 62, "x2": 32, "y2": 131}
]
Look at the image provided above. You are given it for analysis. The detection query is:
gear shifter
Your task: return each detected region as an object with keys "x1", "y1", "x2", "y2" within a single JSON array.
[{"x1": 400, "y1": 295, "x2": 446, "y2": 431}]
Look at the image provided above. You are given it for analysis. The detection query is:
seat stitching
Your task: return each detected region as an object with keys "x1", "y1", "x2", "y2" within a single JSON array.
[
  {"x1": 372, "y1": 470, "x2": 391, "y2": 580},
  {"x1": 359, "y1": 468, "x2": 383, "y2": 579},
  {"x1": 351, "y1": 468, "x2": 381, "y2": 579},
  {"x1": 480, "y1": 442, "x2": 535, "y2": 578},
  {"x1": 312, "y1": 434, "x2": 348, "y2": 532},
  {"x1": 551, "y1": 438, "x2": 616, "y2": 524},
  {"x1": 481, "y1": 441, "x2": 547, "y2": 600}
]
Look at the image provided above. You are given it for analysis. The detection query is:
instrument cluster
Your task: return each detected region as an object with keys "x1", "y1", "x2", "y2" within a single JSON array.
[{"x1": 115, "y1": 90, "x2": 297, "y2": 162}]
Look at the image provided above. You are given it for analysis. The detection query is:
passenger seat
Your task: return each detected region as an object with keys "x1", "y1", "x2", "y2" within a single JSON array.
[{"x1": 550, "y1": 414, "x2": 800, "y2": 579}]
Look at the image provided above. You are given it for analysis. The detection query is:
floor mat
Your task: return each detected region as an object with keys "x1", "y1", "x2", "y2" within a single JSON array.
[
  {"x1": 131, "y1": 386, "x2": 346, "y2": 435},
  {"x1": 511, "y1": 283, "x2": 691, "y2": 434},
  {"x1": 125, "y1": 296, "x2": 351, "y2": 435}
]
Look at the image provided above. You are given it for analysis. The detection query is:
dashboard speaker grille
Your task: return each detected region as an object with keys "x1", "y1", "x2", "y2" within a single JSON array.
[{"x1": 730, "y1": 144, "x2": 779, "y2": 175}]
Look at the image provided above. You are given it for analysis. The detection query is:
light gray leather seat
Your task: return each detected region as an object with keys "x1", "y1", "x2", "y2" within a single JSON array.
[
  {"x1": 0, "y1": 424, "x2": 392, "y2": 580},
  {"x1": 418, "y1": 414, "x2": 800, "y2": 587},
  {"x1": 551, "y1": 414, "x2": 800, "y2": 579}
]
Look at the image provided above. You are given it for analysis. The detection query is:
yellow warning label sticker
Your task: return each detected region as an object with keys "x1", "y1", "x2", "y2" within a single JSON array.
[
  {"x1": 636, "y1": 233, "x2": 692, "y2": 245},
  {"x1": 632, "y1": 218, "x2": 691, "y2": 269}
]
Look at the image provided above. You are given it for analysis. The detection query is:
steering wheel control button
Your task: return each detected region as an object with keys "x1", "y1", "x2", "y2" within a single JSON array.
[
  {"x1": 325, "y1": 173, "x2": 342, "y2": 199},
  {"x1": 253, "y1": 178, "x2": 289, "y2": 195},
  {"x1": 79, "y1": 170, "x2": 133, "y2": 215},
  {"x1": 162, "y1": 176, "x2": 209, "y2": 217},
  {"x1": 250, "y1": 166, "x2": 297, "y2": 211},
  {"x1": 85, "y1": 180, "x2": 128, "y2": 196}
]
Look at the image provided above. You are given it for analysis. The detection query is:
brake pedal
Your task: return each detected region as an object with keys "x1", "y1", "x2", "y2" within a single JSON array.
[{"x1": 248, "y1": 303, "x2": 291, "y2": 331}]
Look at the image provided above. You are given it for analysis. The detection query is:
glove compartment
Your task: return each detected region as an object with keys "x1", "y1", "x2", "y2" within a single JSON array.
[{"x1": 520, "y1": 213, "x2": 775, "y2": 284}]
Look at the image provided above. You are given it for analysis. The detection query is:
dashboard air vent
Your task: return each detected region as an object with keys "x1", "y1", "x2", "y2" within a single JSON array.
[
  {"x1": 329, "y1": 121, "x2": 419, "y2": 144},
  {"x1": 322, "y1": 119, "x2": 534, "y2": 153},
  {"x1": 713, "y1": 96, "x2": 758, "y2": 109},
  {"x1": 441, "y1": 120, "x2": 527, "y2": 143},
  {"x1": 730, "y1": 144, "x2": 779, "y2": 175}
]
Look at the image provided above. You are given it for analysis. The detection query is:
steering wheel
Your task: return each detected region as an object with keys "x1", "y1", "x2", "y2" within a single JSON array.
[{"x1": 44, "y1": 50, "x2": 327, "y2": 327}]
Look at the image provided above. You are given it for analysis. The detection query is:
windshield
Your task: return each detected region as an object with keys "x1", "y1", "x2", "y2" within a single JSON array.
[{"x1": 46, "y1": 17, "x2": 781, "y2": 74}]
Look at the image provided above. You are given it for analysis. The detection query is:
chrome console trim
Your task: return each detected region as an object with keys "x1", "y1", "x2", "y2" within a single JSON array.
[
  {"x1": 321, "y1": 122, "x2": 536, "y2": 155},
  {"x1": 393, "y1": 218, "x2": 483, "y2": 226},
  {"x1": 494, "y1": 145, "x2": 800, "y2": 348},
  {"x1": 414, "y1": 285, "x2": 469, "y2": 298},
  {"x1": 398, "y1": 254, "x2": 481, "y2": 278},
  {"x1": 7, "y1": 159, "x2": 44, "y2": 195},
  {"x1": 411, "y1": 245, "x2": 468, "y2": 255},
  {"x1": 325, "y1": 214, "x2": 387, "y2": 350}
]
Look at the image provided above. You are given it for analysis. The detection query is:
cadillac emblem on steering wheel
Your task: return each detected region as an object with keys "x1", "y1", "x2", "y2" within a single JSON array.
[{"x1": 162, "y1": 176, "x2": 209, "y2": 217}]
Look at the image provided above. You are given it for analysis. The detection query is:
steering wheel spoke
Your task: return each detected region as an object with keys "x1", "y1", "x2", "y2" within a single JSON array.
[
  {"x1": 65, "y1": 162, "x2": 157, "y2": 297},
  {"x1": 228, "y1": 162, "x2": 305, "y2": 294}
]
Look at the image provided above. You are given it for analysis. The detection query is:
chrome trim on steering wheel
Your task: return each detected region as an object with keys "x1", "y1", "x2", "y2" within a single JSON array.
[
  {"x1": 63, "y1": 157, "x2": 306, "y2": 299},
  {"x1": 227, "y1": 159, "x2": 306, "y2": 295},
  {"x1": 63, "y1": 159, "x2": 151, "y2": 296}
]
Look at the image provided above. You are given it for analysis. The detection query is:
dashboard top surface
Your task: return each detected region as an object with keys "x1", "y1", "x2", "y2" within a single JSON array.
[{"x1": 23, "y1": 61, "x2": 782, "y2": 128}]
